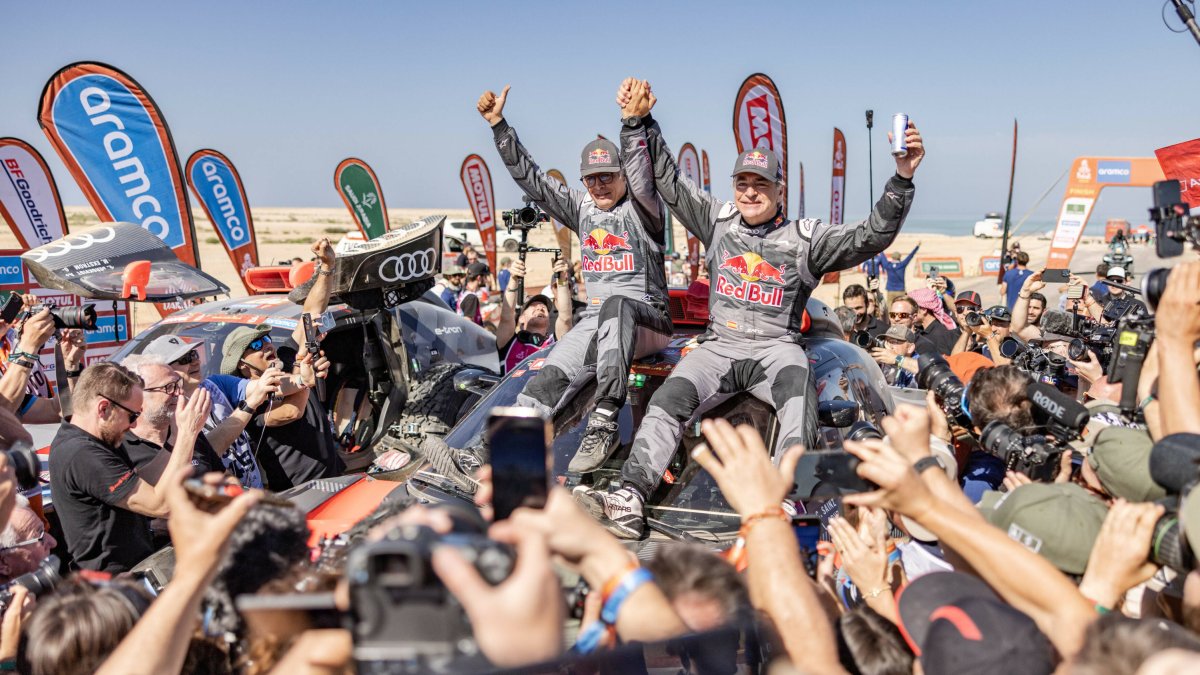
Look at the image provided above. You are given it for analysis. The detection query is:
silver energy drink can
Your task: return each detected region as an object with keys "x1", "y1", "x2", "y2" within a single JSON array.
[{"x1": 891, "y1": 113, "x2": 909, "y2": 157}]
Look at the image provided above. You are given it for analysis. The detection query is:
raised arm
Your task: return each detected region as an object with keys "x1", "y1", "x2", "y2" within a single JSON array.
[
  {"x1": 901, "y1": 243, "x2": 921, "y2": 267},
  {"x1": 617, "y1": 81, "x2": 720, "y2": 247},
  {"x1": 479, "y1": 86, "x2": 585, "y2": 232},
  {"x1": 616, "y1": 79, "x2": 665, "y2": 236},
  {"x1": 1011, "y1": 270, "x2": 1045, "y2": 333}
]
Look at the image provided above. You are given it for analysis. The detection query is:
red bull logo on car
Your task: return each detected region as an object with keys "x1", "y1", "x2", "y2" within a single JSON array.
[
  {"x1": 580, "y1": 227, "x2": 633, "y2": 272},
  {"x1": 716, "y1": 251, "x2": 785, "y2": 307},
  {"x1": 743, "y1": 150, "x2": 769, "y2": 169},
  {"x1": 588, "y1": 148, "x2": 611, "y2": 165}
]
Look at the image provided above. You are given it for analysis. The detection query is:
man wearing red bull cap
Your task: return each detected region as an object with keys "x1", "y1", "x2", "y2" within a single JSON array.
[
  {"x1": 574, "y1": 79, "x2": 923, "y2": 538},
  {"x1": 478, "y1": 85, "x2": 672, "y2": 466}
]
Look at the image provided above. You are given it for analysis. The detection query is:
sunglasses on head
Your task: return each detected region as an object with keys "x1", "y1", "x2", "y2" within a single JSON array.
[
  {"x1": 582, "y1": 174, "x2": 616, "y2": 187},
  {"x1": 170, "y1": 349, "x2": 199, "y2": 367},
  {"x1": 100, "y1": 394, "x2": 140, "y2": 424},
  {"x1": 248, "y1": 336, "x2": 272, "y2": 352},
  {"x1": 889, "y1": 311, "x2": 913, "y2": 320}
]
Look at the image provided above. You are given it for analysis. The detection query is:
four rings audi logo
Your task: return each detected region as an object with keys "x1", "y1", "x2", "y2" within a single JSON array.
[
  {"x1": 376, "y1": 248, "x2": 437, "y2": 283},
  {"x1": 24, "y1": 226, "x2": 117, "y2": 263}
]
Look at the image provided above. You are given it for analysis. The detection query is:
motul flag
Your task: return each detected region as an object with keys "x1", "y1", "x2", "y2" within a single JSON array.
[
  {"x1": 678, "y1": 144, "x2": 703, "y2": 280},
  {"x1": 823, "y1": 129, "x2": 847, "y2": 285},
  {"x1": 38, "y1": 62, "x2": 200, "y2": 269},
  {"x1": 732, "y1": 73, "x2": 788, "y2": 214},
  {"x1": 334, "y1": 158, "x2": 389, "y2": 240},
  {"x1": 186, "y1": 149, "x2": 259, "y2": 291},
  {"x1": 830, "y1": 128, "x2": 846, "y2": 225},
  {"x1": 701, "y1": 149, "x2": 712, "y2": 194},
  {"x1": 1155, "y1": 138, "x2": 1200, "y2": 204},
  {"x1": 460, "y1": 154, "x2": 497, "y2": 272},
  {"x1": 546, "y1": 168, "x2": 573, "y2": 262},
  {"x1": 0, "y1": 138, "x2": 68, "y2": 249}
]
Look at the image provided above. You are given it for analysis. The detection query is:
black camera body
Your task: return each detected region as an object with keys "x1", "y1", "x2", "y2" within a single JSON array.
[
  {"x1": 980, "y1": 422, "x2": 1063, "y2": 483},
  {"x1": 346, "y1": 523, "x2": 513, "y2": 669},
  {"x1": 0, "y1": 555, "x2": 61, "y2": 614},
  {"x1": 916, "y1": 355, "x2": 971, "y2": 429},
  {"x1": 501, "y1": 197, "x2": 548, "y2": 233}
]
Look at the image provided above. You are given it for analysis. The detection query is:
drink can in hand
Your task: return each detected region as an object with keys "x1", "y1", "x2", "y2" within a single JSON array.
[{"x1": 891, "y1": 113, "x2": 909, "y2": 158}]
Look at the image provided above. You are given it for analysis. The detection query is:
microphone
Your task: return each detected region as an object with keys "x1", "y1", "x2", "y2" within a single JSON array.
[
  {"x1": 1149, "y1": 433, "x2": 1200, "y2": 494},
  {"x1": 1038, "y1": 309, "x2": 1075, "y2": 336}
]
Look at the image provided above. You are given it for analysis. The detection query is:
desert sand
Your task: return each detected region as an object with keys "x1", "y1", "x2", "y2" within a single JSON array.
[{"x1": 2, "y1": 207, "x2": 1117, "y2": 333}]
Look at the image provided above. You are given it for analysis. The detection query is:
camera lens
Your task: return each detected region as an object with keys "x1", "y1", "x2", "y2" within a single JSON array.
[
  {"x1": 1149, "y1": 511, "x2": 1194, "y2": 574},
  {"x1": 998, "y1": 336, "x2": 1025, "y2": 360},
  {"x1": 1142, "y1": 268, "x2": 1170, "y2": 312},
  {"x1": 48, "y1": 304, "x2": 98, "y2": 330},
  {"x1": 965, "y1": 311, "x2": 982, "y2": 327},
  {"x1": 851, "y1": 331, "x2": 871, "y2": 348},
  {"x1": 517, "y1": 207, "x2": 538, "y2": 226},
  {"x1": 12, "y1": 555, "x2": 61, "y2": 597},
  {"x1": 1067, "y1": 338, "x2": 1087, "y2": 362},
  {"x1": 6, "y1": 444, "x2": 41, "y2": 491}
]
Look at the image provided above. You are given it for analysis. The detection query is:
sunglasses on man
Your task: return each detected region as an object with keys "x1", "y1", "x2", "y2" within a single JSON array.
[
  {"x1": 170, "y1": 349, "x2": 199, "y2": 367},
  {"x1": 581, "y1": 174, "x2": 616, "y2": 187},
  {"x1": 99, "y1": 394, "x2": 140, "y2": 424},
  {"x1": 888, "y1": 311, "x2": 913, "y2": 320}
]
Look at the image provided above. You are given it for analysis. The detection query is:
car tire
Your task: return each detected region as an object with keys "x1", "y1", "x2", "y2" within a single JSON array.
[
  {"x1": 393, "y1": 362, "x2": 477, "y2": 441},
  {"x1": 503, "y1": 238, "x2": 519, "y2": 252}
]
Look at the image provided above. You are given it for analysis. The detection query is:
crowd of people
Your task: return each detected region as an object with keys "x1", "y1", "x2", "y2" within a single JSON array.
[{"x1": 0, "y1": 71, "x2": 1192, "y2": 675}]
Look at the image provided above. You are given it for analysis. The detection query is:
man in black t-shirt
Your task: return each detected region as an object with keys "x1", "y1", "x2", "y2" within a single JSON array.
[
  {"x1": 48, "y1": 362, "x2": 211, "y2": 573},
  {"x1": 119, "y1": 355, "x2": 225, "y2": 482},
  {"x1": 842, "y1": 284, "x2": 888, "y2": 341}
]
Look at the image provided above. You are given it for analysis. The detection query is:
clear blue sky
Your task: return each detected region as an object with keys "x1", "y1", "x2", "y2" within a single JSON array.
[{"x1": 2, "y1": 1, "x2": 1197, "y2": 229}]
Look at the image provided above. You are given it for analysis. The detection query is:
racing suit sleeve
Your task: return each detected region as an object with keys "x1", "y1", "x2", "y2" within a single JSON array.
[
  {"x1": 807, "y1": 174, "x2": 915, "y2": 278},
  {"x1": 619, "y1": 116, "x2": 665, "y2": 237},
  {"x1": 621, "y1": 114, "x2": 720, "y2": 247},
  {"x1": 492, "y1": 119, "x2": 585, "y2": 235}
]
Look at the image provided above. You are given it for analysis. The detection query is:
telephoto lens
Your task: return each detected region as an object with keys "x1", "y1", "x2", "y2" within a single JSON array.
[
  {"x1": 0, "y1": 555, "x2": 62, "y2": 613},
  {"x1": 48, "y1": 303, "x2": 98, "y2": 330},
  {"x1": 965, "y1": 311, "x2": 983, "y2": 327},
  {"x1": 1141, "y1": 268, "x2": 1170, "y2": 312},
  {"x1": 916, "y1": 356, "x2": 971, "y2": 429},
  {"x1": 1148, "y1": 505, "x2": 1194, "y2": 575},
  {"x1": 5, "y1": 442, "x2": 42, "y2": 490},
  {"x1": 851, "y1": 331, "x2": 872, "y2": 348}
]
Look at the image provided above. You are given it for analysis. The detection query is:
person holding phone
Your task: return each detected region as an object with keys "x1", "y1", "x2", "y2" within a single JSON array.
[{"x1": 478, "y1": 83, "x2": 673, "y2": 472}]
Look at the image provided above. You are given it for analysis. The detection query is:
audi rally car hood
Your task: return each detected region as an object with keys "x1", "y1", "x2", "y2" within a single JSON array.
[
  {"x1": 331, "y1": 215, "x2": 443, "y2": 300},
  {"x1": 21, "y1": 222, "x2": 229, "y2": 302}
]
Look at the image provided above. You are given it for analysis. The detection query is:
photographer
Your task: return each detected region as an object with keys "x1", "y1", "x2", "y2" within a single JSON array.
[
  {"x1": 844, "y1": 284, "x2": 887, "y2": 341},
  {"x1": 0, "y1": 295, "x2": 86, "y2": 423},
  {"x1": 496, "y1": 258, "x2": 574, "y2": 374},
  {"x1": 951, "y1": 305, "x2": 1012, "y2": 364},
  {"x1": 457, "y1": 262, "x2": 489, "y2": 327},
  {"x1": 871, "y1": 325, "x2": 919, "y2": 387},
  {"x1": 479, "y1": 82, "x2": 673, "y2": 471},
  {"x1": 909, "y1": 288, "x2": 961, "y2": 357}
]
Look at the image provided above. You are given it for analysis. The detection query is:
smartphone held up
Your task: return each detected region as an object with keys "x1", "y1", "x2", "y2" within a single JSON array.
[{"x1": 486, "y1": 407, "x2": 551, "y2": 521}]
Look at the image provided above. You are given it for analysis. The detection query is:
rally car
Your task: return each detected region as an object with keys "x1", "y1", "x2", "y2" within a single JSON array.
[{"x1": 400, "y1": 282, "x2": 902, "y2": 546}]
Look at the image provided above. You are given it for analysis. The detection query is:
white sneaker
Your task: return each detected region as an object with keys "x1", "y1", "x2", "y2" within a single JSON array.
[{"x1": 572, "y1": 484, "x2": 645, "y2": 540}]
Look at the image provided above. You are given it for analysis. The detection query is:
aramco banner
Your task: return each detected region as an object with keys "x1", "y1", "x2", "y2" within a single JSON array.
[
  {"x1": 460, "y1": 154, "x2": 497, "y2": 272},
  {"x1": 334, "y1": 158, "x2": 389, "y2": 240},
  {"x1": 678, "y1": 143, "x2": 703, "y2": 281},
  {"x1": 186, "y1": 149, "x2": 259, "y2": 290},
  {"x1": 546, "y1": 168, "x2": 574, "y2": 262},
  {"x1": 38, "y1": 61, "x2": 199, "y2": 269},
  {"x1": 732, "y1": 73, "x2": 789, "y2": 215},
  {"x1": 0, "y1": 138, "x2": 68, "y2": 249}
]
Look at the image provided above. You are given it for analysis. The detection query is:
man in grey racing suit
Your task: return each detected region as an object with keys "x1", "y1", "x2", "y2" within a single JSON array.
[
  {"x1": 478, "y1": 85, "x2": 673, "y2": 468},
  {"x1": 574, "y1": 80, "x2": 925, "y2": 538}
]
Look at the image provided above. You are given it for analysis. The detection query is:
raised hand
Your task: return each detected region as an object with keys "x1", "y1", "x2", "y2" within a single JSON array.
[
  {"x1": 1023, "y1": 270, "x2": 1046, "y2": 294},
  {"x1": 245, "y1": 365, "x2": 283, "y2": 407},
  {"x1": 311, "y1": 238, "x2": 334, "y2": 268},
  {"x1": 691, "y1": 418, "x2": 803, "y2": 517},
  {"x1": 616, "y1": 77, "x2": 637, "y2": 109},
  {"x1": 477, "y1": 85, "x2": 511, "y2": 126},
  {"x1": 879, "y1": 404, "x2": 934, "y2": 463},
  {"x1": 624, "y1": 79, "x2": 655, "y2": 118},
  {"x1": 59, "y1": 328, "x2": 87, "y2": 371},
  {"x1": 890, "y1": 121, "x2": 925, "y2": 179},
  {"x1": 176, "y1": 387, "x2": 212, "y2": 440},
  {"x1": 1078, "y1": 499, "x2": 1164, "y2": 610}
]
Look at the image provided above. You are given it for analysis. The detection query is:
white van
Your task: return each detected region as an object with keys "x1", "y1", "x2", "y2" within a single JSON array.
[{"x1": 445, "y1": 218, "x2": 522, "y2": 252}]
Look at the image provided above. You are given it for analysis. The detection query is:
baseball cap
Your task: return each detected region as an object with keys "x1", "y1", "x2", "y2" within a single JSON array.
[
  {"x1": 883, "y1": 324, "x2": 913, "y2": 342},
  {"x1": 730, "y1": 148, "x2": 782, "y2": 183},
  {"x1": 467, "y1": 262, "x2": 489, "y2": 279},
  {"x1": 143, "y1": 335, "x2": 197, "y2": 364},
  {"x1": 1086, "y1": 426, "x2": 1166, "y2": 502},
  {"x1": 982, "y1": 305, "x2": 1012, "y2": 324},
  {"x1": 955, "y1": 290, "x2": 982, "y2": 308},
  {"x1": 978, "y1": 482, "x2": 1109, "y2": 575},
  {"x1": 898, "y1": 572, "x2": 1055, "y2": 675},
  {"x1": 442, "y1": 261, "x2": 465, "y2": 277},
  {"x1": 522, "y1": 293, "x2": 553, "y2": 313},
  {"x1": 1106, "y1": 266, "x2": 1128, "y2": 280},
  {"x1": 580, "y1": 138, "x2": 621, "y2": 177},
  {"x1": 219, "y1": 324, "x2": 272, "y2": 376}
]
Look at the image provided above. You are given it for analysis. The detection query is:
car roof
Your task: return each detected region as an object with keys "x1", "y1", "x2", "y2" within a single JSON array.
[{"x1": 155, "y1": 294, "x2": 356, "y2": 330}]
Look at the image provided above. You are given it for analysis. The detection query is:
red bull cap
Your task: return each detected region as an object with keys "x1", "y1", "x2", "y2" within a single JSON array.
[
  {"x1": 580, "y1": 138, "x2": 621, "y2": 176},
  {"x1": 731, "y1": 147, "x2": 782, "y2": 183}
]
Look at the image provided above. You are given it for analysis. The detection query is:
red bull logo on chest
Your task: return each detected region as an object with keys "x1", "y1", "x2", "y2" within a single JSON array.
[
  {"x1": 580, "y1": 227, "x2": 634, "y2": 273},
  {"x1": 715, "y1": 251, "x2": 786, "y2": 307}
]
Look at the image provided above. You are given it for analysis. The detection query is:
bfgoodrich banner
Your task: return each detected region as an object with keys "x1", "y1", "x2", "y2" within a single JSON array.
[
  {"x1": 0, "y1": 138, "x2": 68, "y2": 249},
  {"x1": 186, "y1": 149, "x2": 259, "y2": 290},
  {"x1": 38, "y1": 61, "x2": 200, "y2": 268},
  {"x1": 334, "y1": 158, "x2": 390, "y2": 240}
]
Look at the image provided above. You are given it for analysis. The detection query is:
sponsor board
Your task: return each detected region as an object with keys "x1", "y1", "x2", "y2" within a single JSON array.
[
  {"x1": 980, "y1": 256, "x2": 1002, "y2": 274},
  {"x1": 0, "y1": 138, "x2": 68, "y2": 249},
  {"x1": 460, "y1": 154, "x2": 498, "y2": 273},
  {"x1": 334, "y1": 158, "x2": 389, "y2": 240},
  {"x1": 1096, "y1": 160, "x2": 1132, "y2": 184},
  {"x1": 917, "y1": 257, "x2": 964, "y2": 278},
  {"x1": 186, "y1": 149, "x2": 258, "y2": 288},
  {"x1": 38, "y1": 62, "x2": 198, "y2": 268}
]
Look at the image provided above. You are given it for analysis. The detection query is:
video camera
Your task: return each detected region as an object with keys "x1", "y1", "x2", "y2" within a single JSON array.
[
  {"x1": 1150, "y1": 179, "x2": 1200, "y2": 258},
  {"x1": 978, "y1": 382, "x2": 1088, "y2": 482},
  {"x1": 501, "y1": 197, "x2": 549, "y2": 233}
]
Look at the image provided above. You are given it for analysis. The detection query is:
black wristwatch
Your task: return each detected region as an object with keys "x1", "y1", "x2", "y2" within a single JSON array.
[
  {"x1": 236, "y1": 399, "x2": 256, "y2": 415},
  {"x1": 622, "y1": 114, "x2": 646, "y2": 128},
  {"x1": 914, "y1": 456, "x2": 943, "y2": 475}
]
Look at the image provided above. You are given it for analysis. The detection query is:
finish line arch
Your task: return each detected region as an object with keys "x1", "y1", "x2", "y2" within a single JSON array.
[{"x1": 1046, "y1": 157, "x2": 1164, "y2": 268}]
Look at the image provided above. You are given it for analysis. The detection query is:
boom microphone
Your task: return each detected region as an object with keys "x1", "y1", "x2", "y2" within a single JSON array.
[
  {"x1": 1038, "y1": 310, "x2": 1075, "y2": 336},
  {"x1": 1027, "y1": 381, "x2": 1088, "y2": 436},
  {"x1": 1150, "y1": 433, "x2": 1200, "y2": 494}
]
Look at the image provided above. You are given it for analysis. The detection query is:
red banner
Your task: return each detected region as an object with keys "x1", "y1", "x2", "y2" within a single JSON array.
[
  {"x1": 823, "y1": 129, "x2": 847, "y2": 284},
  {"x1": 678, "y1": 144, "x2": 703, "y2": 281},
  {"x1": 0, "y1": 138, "x2": 68, "y2": 249},
  {"x1": 546, "y1": 168, "x2": 573, "y2": 263},
  {"x1": 460, "y1": 154, "x2": 497, "y2": 273},
  {"x1": 732, "y1": 73, "x2": 788, "y2": 215},
  {"x1": 1155, "y1": 138, "x2": 1200, "y2": 204}
]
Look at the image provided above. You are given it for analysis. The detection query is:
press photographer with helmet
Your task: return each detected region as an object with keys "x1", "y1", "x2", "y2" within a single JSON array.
[{"x1": 478, "y1": 83, "x2": 673, "y2": 469}]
